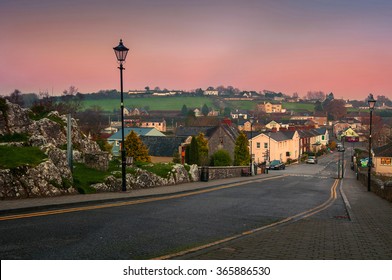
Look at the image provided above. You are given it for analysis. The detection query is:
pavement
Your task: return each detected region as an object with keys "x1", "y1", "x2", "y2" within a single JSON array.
[
  {"x1": 1, "y1": 166, "x2": 392, "y2": 259},
  {"x1": 0, "y1": 172, "x2": 280, "y2": 215}
]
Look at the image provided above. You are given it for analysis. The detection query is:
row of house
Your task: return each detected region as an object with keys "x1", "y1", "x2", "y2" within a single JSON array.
[{"x1": 107, "y1": 123, "x2": 329, "y2": 165}]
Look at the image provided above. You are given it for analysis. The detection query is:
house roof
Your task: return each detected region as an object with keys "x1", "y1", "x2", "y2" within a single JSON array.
[
  {"x1": 205, "y1": 124, "x2": 239, "y2": 142},
  {"x1": 175, "y1": 126, "x2": 214, "y2": 137},
  {"x1": 257, "y1": 131, "x2": 296, "y2": 142},
  {"x1": 373, "y1": 142, "x2": 392, "y2": 157},
  {"x1": 108, "y1": 127, "x2": 165, "y2": 140},
  {"x1": 140, "y1": 136, "x2": 187, "y2": 157}
]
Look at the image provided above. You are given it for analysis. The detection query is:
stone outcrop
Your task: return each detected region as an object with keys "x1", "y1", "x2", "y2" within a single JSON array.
[
  {"x1": 0, "y1": 100, "x2": 100, "y2": 199},
  {"x1": 91, "y1": 164, "x2": 198, "y2": 192}
]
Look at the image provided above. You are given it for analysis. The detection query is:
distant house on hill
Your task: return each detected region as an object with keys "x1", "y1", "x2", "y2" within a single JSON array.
[
  {"x1": 230, "y1": 109, "x2": 248, "y2": 119},
  {"x1": 257, "y1": 102, "x2": 284, "y2": 113},
  {"x1": 124, "y1": 107, "x2": 148, "y2": 116},
  {"x1": 203, "y1": 89, "x2": 219, "y2": 96},
  {"x1": 140, "y1": 117, "x2": 167, "y2": 132}
]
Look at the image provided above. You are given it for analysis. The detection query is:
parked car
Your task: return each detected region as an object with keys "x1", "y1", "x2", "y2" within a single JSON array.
[
  {"x1": 267, "y1": 160, "x2": 286, "y2": 170},
  {"x1": 306, "y1": 155, "x2": 318, "y2": 164}
]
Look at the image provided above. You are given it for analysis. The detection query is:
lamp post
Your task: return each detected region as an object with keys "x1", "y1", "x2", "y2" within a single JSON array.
[
  {"x1": 367, "y1": 94, "x2": 376, "y2": 192},
  {"x1": 113, "y1": 39, "x2": 129, "y2": 192},
  {"x1": 249, "y1": 118, "x2": 254, "y2": 176}
]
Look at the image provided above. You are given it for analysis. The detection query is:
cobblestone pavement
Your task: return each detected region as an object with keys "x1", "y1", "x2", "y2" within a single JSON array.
[{"x1": 176, "y1": 168, "x2": 392, "y2": 260}]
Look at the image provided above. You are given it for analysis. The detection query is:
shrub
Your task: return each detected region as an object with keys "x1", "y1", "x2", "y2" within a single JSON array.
[{"x1": 210, "y1": 150, "x2": 232, "y2": 166}]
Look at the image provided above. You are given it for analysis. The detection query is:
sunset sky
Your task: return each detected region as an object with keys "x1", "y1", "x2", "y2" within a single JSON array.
[{"x1": 1, "y1": 0, "x2": 392, "y2": 100}]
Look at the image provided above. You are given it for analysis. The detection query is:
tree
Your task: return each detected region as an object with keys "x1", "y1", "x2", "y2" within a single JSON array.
[
  {"x1": 172, "y1": 151, "x2": 181, "y2": 163},
  {"x1": 57, "y1": 85, "x2": 83, "y2": 114},
  {"x1": 201, "y1": 104, "x2": 209, "y2": 116},
  {"x1": 7, "y1": 89, "x2": 24, "y2": 107},
  {"x1": 210, "y1": 150, "x2": 232, "y2": 166},
  {"x1": 181, "y1": 104, "x2": 188, "y2": 116},
  {"x1": 305, "y1": 91, "x2": 325, "y2": 101},
  {"x1": 314, "y1": 100, "x2": 324, "y2": 112},
  {"x1": 196, "y1": 132, "x2": 209, "y2": 165},
  {"x1": 124, "y1": 130, "x2": 151, "y2": 162},
  {"x1": 325, "y1": 99, "x2": 347, "y2": 121},
  {"x1": 76, "y1": 105, "x2": 106, "y2": 137},
  {"x1": 234, "y1": 131, "x2": 250, "y2": 166},
  {"x1": 187, "y1": 136, "x2": 199, "y2": 165}
]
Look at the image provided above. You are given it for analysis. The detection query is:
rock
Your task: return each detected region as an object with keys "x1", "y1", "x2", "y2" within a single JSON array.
[{"x1": 0, "y1": 100, "x2": 31, "y2": 135}]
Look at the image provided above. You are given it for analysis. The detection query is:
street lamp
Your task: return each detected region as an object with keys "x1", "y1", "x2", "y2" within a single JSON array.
[
  {"x1": 249, "y1": 118, "x2": 254, "y2": 176},
  {"x1": 113, "y1": 39, "x2": 129, "y2": 192},
  {"x1": 367, "y1": 93, "x2": 376, "y2": 192}
]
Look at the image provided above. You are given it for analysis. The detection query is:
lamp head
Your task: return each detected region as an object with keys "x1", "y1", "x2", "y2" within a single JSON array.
[
  {"x1": 113, "y1": 39, "x2": 129, "y2": 62},
  {"x1": 368, "y1": 93, "x2": 376, "y2": 110}
]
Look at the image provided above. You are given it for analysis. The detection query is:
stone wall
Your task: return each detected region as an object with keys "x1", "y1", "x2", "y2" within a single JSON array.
[
  {"x1": 198, "y1": 166, "x2": 247, "y2": 180},
  {"x1": 85, "y1": 152, "x2": 109, "y2": 171},
  {"x1": 357, "y1": 170, "x2": 392, "y2": 202}
]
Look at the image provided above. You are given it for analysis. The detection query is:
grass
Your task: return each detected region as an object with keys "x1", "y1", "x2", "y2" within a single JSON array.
[
  {"x1": 135, "y1": 162, "x2": 175, "y2": 179},
  {"x1": 73, "y1": 160, "x2": 121, "y2": 194},
  {"x1": 0, "y1": 133, "x2": 29, "y2": 143},
  {"x1": 81, "y1": 96, "x2": 316, "y2": 113},
  {"x1": 0, "y1": 146, "x2": 47, "y2": 169},
  {"x1": 73, "y1": 160, "x2": 180, "y2": 193},
  {"x1": 82, "y1": 96, "x2": 216, "y2": 112}
]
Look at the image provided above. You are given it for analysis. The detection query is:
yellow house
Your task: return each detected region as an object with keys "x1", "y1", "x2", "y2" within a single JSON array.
[
  {"x1": 373, "y1": 143, "x2": 392, "y2": 176},
  {"x1": 257, "y1": 102, "x2": 283, "y2": 113},
  {"x1": 340, "y1": 127, "x2": 359, "y2": 142},
  {"x1": 249, "y1": 131, "x2": 300, "y2": 164},
  {"x1": 265, "y1": 121, "x2": 281, "y2": 131}
]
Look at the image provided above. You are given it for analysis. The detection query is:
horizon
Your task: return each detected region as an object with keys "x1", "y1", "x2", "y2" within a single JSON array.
[{"x1": 1, "y1": 0, "x2": 392, "y2": 101}]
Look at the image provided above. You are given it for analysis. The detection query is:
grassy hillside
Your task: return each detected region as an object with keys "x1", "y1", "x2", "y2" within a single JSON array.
[
  {"x1": 81, "y1": 96, "x2": 315, "y2": 113},
  {"x1": 82, "y1": 96, "x2": 216, "y2": 112}
]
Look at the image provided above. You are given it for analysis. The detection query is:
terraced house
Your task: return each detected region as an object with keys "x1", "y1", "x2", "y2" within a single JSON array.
[{"x1": 249, "y1": 131, "x2": 300, "y2": 164}]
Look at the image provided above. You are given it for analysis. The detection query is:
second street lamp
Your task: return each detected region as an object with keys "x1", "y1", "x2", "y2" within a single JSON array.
[
  {"x1": 367, "y1": 93, "x2": 376, "y2": 192},
  {"x1": 113, "y1": 39, "x2": 129, "y2": 192},
  {"x1": 250, "y1": 118, "x2": 254, "y2": 176}
]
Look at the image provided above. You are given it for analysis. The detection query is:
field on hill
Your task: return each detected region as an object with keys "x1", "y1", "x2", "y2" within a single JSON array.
[
  {"x1": 81, "y1": 96, "x2": 315, "y2": 113},
  {"x1": 81, "y1": 96, "x2": 215, "y2": 112}
]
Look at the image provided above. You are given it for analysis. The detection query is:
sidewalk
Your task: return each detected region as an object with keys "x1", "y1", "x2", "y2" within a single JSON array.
[
  {"x1": 0, "y1": 173, "x2": 278, "y2": 215},
  {"x1": 174, "y1": 166, "x2": 392, "y2": 259}
]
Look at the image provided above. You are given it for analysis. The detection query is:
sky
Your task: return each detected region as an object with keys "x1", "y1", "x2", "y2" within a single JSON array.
[{"x1": 1, "y1": 0, "x2": 392, "y2": 100}]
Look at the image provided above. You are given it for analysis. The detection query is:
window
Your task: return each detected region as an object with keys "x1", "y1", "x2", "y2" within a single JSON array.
[
  {"x1": 264, "y1": 143, "x2": 268, "y2": 149},
  {"x1": 257, "y1": 142, "x2": 260, "y2": 148},
  {"x1": 322, "y1": 135, "x2": 325, "y2": 140},
  {"x1": 286, "y1": 152, "x2": 290, "y2": 156},
  {"x1": 380, "y1": 158, "x2": 392, "y2": 165}
]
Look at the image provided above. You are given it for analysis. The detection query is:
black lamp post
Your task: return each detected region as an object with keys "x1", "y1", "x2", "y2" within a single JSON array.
[
  {"x1": 367, "y1": 94, "x2": 376, "y2": 192},
  {"x1": 113, "y1": 39, "x2": 129, "y2": 192},
  {"x1": 250, "y1": 118, "x2": 254, "y2": 176}
]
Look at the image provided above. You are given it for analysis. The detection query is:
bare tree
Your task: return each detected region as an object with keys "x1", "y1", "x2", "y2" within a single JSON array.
[
  {"x1": 325, "y1": 99, "x2": 347, "y2": 120},
  {"x1": 305, "y1": 91, "x2": 325, "y2": 101},
  {"x1": 7, "y1": 89, "x2": 24, "y2": 107}
]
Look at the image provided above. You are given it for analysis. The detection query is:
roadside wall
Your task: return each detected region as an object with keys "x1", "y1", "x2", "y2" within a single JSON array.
[
  {"x1": 357, "y1": 169, "x2": 392, "y2": 202},
  {"x1": 198, "y1": 166, "x2": 248, "y2": 180}
]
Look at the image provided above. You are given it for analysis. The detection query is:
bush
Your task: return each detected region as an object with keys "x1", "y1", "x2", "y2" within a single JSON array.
[{"x1": 210, "y1": 150, "x2": 232, "y2": 166}]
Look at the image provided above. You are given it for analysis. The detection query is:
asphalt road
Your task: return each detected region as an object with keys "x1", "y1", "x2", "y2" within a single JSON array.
[{"x1": 0, "y1": 153, "x2": 347, "y2": 259}]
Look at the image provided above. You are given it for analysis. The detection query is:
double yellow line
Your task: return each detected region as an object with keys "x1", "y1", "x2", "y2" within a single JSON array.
[
  {"x1": 154, "y1": 178, "x2": 339, "y2": 260},
  {"x1": 0, "y1": 175, "x2": 286, "y2": 222}
]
